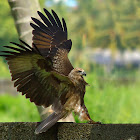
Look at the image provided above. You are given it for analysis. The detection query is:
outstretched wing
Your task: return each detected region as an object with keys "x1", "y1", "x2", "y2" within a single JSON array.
[
  {"x1": 30, "y1": 9, "x2": 73, "y2": 76},
  {"x1": 0, "y1": 40, "x2": 73, "y2": 108}
]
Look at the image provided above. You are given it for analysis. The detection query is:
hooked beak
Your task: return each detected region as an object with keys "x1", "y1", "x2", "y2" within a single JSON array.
[{"x1": 82, "y1": 71, "x2": 86, "y2": 76}]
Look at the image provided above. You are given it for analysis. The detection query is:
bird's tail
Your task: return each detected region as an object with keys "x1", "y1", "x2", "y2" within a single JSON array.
[{"x1": 35, "y1": 112, "x2": 62, "y2": 134}]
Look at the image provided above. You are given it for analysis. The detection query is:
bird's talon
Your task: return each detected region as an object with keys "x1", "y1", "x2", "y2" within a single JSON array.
[{"x1": 88, "y1": 120, "x2": 101, "y2": 124}]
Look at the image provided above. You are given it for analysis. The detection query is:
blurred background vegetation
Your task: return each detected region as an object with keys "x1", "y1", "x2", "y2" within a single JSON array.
[{"x1": 0, "y1": 0, "x2": 140, "y2": 123}]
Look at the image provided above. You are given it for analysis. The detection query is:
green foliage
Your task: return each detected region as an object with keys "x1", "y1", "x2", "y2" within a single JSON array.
[
  {"x1": 76, "y1": 71, "x2": 140, "y2": 124},
  {"x1": 0, "y1": 58, "x2": 10, "y2": 78},
  {"x1": 0, "y1": 94, "x2": 40, "y2": 122},
  {"x1": 0, "y1": 1, "x2": 18, "y2": 50},
  {"x1": 69, "y1": 0, "x2": 140, "y2": 50}
]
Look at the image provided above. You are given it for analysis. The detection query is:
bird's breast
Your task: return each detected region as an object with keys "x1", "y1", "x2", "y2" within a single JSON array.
[{"x1": 64, "y1": 92, "x2": 81, "y2": 111}]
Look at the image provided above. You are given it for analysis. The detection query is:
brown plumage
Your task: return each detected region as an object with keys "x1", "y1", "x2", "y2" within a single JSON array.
[{"x1": 0, "y1": 9, "x2": 97, "y2": 134}]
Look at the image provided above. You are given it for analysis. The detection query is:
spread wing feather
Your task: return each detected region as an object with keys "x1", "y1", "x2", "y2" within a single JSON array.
[
  {"x1": 31, "y1": 9, "x2": 73, "y2": 75},
  {"x1": 0, "y1": 40, "x2": 73, "y2": 108}
]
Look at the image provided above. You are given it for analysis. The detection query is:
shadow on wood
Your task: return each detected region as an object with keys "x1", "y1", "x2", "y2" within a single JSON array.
[{"x1": 1, "y1": 122, "x2": 140, "y2": 140}]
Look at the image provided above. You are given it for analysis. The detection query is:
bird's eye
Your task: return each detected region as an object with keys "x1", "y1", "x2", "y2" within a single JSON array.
[{"x1": 78, "y1": 70, "x2": 81, "y2": 73}]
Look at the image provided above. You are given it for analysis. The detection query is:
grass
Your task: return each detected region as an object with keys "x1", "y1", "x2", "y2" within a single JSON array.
[
  {"x1": 83, "y1": 71, "x2": 140, "y2": 124},
  {"x1": 0, "y1": 59, "x2": 140, "y2": 123},
  {"x1": 0, "y1": 94, "x2": 40, "y2": 122}
]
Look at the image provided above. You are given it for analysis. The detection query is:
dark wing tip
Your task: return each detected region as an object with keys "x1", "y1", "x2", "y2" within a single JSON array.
[
  {"x1": 31, "y1": 17, "x2": 36, "y2": 22},
  {"x1": 37, "y1": 11, "x2": 43, "y2": 18},
  {"x1": 51, "y1": 9, "x2": 54, "y2": 13},
  {"x1": 19, "y1": 39, "x2": 32, "y2": 50},
  {"x1": 31, "y1": 17, "x2": 38, "y2": 23},
  {"x1": 32, "y1": 43, "x2": 42, "y2": 55},
  {"x1": 37, "y1": 11, "x2": 42, "y2": 16},
  {"x1": 43, "y1": 8, "x2": 57, "y2": 26},
  {"x1": 30, "y1": 23, "x2": 39, "y2": 30},
  {"x1": 43, "y1": 8, "x2": 48, "y2": 13},
  {"x1": 10, "y1": 41, "x2": 16, "y2": 44},
  {"x1": 37, "y1": 11, "x2": 43, "y2": 17},
  {"x1": 19, "y1": 39, "x2": 23, "y2": 42},
  {"x1": 30, "y1": 22, "x2": 35, "y2": 27},
  {"x1": 43, "y1": 8, "x2": 50, "y2": 16},
  {"x1": 62, "y1": 18, "x2": 67, "y2": 36},
  {"x1": 37, "y1": 11, "x2": 40, "y2": 14},
  {"x1": 10, "y1": 40, "x2": 32, "y2": 51},
  {"x1": 51, "y1": 10, "x2": 63, "y2": 30}
]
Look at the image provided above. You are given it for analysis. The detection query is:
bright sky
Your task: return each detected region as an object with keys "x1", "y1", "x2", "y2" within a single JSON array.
[
  {"x1": 65, "y1": 0, "x2": 77, "y2": 7},
  {"x1": 46, "y1": 0, "x2": 77, "y2": 7}
]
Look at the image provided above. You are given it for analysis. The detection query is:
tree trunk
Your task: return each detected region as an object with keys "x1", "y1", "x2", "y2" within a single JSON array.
[{"x1": 7, "y1": 0, "x2": 75, "y2": 122}]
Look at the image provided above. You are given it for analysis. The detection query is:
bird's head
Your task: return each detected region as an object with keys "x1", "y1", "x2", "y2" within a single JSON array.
[
  {"x1": 75, "y1": 68, "x2": 86, "y2": 76},
  {"x1": 68, "y1": 68, "x2": 86, "y2": 79},
  {"x1": 68, "y1": 68, "x2": 88, "y2": 86}
]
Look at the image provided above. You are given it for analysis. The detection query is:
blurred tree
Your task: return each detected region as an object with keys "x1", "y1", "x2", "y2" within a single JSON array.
[
  {"x1": 0, "y1": 0, "x2": 45, "y2": 51},
  {"x1": 71, "y1": 0, "x2": 140, "y2": 50},
  {"x1": 1, "y1": 0, "x2": 140, "y2": 52}
]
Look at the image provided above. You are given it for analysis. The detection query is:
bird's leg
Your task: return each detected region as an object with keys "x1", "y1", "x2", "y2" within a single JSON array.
[{"x1": 80, "y1": 104, "x2": 101, "y2": 124}]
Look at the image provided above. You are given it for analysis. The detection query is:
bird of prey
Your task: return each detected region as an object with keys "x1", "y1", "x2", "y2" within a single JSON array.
[{"x1": 0, "y1": 8, "x2": 97, "y2": 134}]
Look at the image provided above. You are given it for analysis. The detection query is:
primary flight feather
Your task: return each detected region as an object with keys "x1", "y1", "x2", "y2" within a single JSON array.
[{"x1": 0, "y1": 8, "x2": 97, "y2": 134}]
